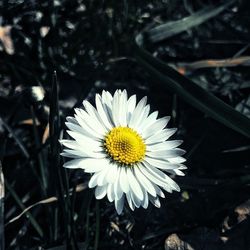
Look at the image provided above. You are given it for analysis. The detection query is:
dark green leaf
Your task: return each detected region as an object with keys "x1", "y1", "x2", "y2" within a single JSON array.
[
  {"x1": 143, "y1": 0, "x2": 236, "y2": 43},
  {"x1": 134, "y1": 49, "x2": 250, "y2": 138}
]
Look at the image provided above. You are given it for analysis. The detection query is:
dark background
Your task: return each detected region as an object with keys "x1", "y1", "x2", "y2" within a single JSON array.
[{"x1": 0, "y1": 0, "x2": 250, "y2": 249}]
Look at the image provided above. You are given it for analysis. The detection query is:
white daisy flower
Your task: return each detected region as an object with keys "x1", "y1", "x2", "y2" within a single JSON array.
[{"x1": 61, "y1": 90, "x2": 186, "y2": 214}]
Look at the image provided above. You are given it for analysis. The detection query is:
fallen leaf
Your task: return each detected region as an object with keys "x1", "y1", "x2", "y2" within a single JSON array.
[
  {"x1": 42, "y1": 123, "x2": 49, "y2": 144},
  {"x1": 0, "y1": 25, "x2": 14, "y2": 55}
]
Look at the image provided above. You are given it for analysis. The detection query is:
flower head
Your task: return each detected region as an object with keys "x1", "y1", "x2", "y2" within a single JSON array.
[{"x1": 61, "y1": 90, "x2": 186, "y2": 214}]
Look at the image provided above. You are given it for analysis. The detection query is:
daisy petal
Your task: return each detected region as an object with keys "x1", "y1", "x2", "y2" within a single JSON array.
[
  {"x1": 147, "y1": 140, "x2": 183, "y2": 151},
  {"x1": 146, "y1": 148, "x2": 186, "y2": 159},
  {"x1": 139, "y1": 111, "x2": 158, "y2": 133},
  {"x1": 168, "y1": 157, "x2": 186, "y2": 164},
  {"x1": 134, "y1": 166, "x2": 157, "y2": 197},
  {"x1": 130, "y1": 189, "x2": 142, "y2": 208},
  {"x1": 129, "y1": 96, "x2": 147, "y2": 128},
  {"x1": 127, "y1": 94, "x2": 136, "y2": 123},
  {"x1": 126, "y1": 192, "x2": 135, "y2": 211},
  {"x1": 106, "y1": 164, "x2": 118, "y2": 183},
  {"x1": 66, "y1": 130, "x2": 101, "y2": 151},
  {"x1": 149, "y1": 195, "x2": 161, "y2": 208},
  {"x1": 63, "y1": 158, "x2": 85, "y2": 169},
  {"x1": 139, "y1": 163, "x2": 172, "y2": 193},
  {"x1": 95, "y1": 94, "x2": 113, "y2": 130},
  {"x1": 141, "y1": 188, "x2": 149, "y2": 209},
  {"x1": 144, "y1": 157, "x2": 180, "y2": 170},
  {"x1": 145, "y1": 128, "x2": 177, "y2": 144},
  {"x1": 144, "y1": 162, "x2": 180, "y2": 192},
  {"x1": 95, "y1": 185, "x2": 107, "y2": 199},
  {"x1": 89, "y1": 172, "x2": 103, "y2": 188},
  {"x1": 82, "y1": 100, "x2": 109, "y2": 134},
  {"x1": 65, "y1": 121, "x2": 99, "y2": 139},
  {"x1": 114, "y1": 168, "x2": 123, "y2": 200},
  {"x1": 143, "y1": 116, "x2": 170, "y2": 139},
  {"x1": 107, "y1": 183, "x2": 115, "y2": 202},
  {"x1": 82, "y1": 158, "x2": 110, "y2": 172},
  {"x1": 126, "y1": 168, "x2": 144, "y2": 200},
  {"x1": 112, "y1": 90, "x2": 121, "y2": 126},
  {"x1": 115, "y1": 194, "x2": 125, "y2": 214},
  {"x1": 119, "y1": 167, "x2": 130, "y2": 193}
]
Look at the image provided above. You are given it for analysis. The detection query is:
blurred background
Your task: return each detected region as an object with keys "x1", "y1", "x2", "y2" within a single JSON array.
[{"x1": 0, "y1": 0, "x2": 250, "y2": 249}]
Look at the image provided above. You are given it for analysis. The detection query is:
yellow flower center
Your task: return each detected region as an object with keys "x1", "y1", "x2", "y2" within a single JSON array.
[{"x1": 104, "y1": 127, "x2": 146, "y2": 165}]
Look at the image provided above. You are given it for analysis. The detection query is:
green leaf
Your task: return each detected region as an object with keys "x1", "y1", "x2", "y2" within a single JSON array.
[
  {"x1": 5, "y1": 179, "x2": 44, "y2": 238},
  {"x1": 135, "y1": 49, "x2": 250, "y2": 138},
  {"x1": 142, "y1": 0, "x2": 236, "y2": 43}
]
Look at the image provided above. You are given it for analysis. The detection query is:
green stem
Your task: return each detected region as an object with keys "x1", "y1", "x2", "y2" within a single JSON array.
[{"x1": 5, "y1": 180, "x2": 43, "y2": 238}]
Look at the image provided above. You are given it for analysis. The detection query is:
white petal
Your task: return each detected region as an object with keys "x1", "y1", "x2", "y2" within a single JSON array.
[
  {"x1": 97, "y1": 167, "x2": 110, "y2": 186},
  {"x1": 119, "y1": 167, "x2": 129, "y2": 193},
  {"x1": 126, "y1": 191, "x2": 135, "y2": 211},
  {"x1": 95, "y1": 185, "x2": 107, "y2": 199},
  {"x1": 146, "y1": 148, "x2": 186, "y2": 159},
  {"x1": 66, "y1": 130, "x2": 101, "y2": 151},
  {"x1": 179, "y1": 165, "x2": 187, "y2": 170},
  {"x1": 139, "y1": 111, "x2": 158, "y2": 133},
  {"x1": 139, "y1": 163, "x2": 172, "y2": 193},
  {"x1": 134, "y1": 166, "x2": 157, "y2": 197},
  {"x1": 74, "y1": 109, "x2": 103, "y2": 137},
  {"x1": 84, "y1": 165, "x2": 106, "y2": 173},
  {"x1": 102, "y1": 90, "x2": 113, "y2": 107},
  {"x1": 165, "y1": 164, "x2": 187, "y2": 176},
  {"x1": 112, "y1": 90, "x2": 121, "y2": 126},
  {"x1": 61, "y1": 149, "x2": 90, "y2": 158},
  {"x1": 127, "y1": 94, "x2": 136, "y2": 123},
  {"x1": 114, "y1": 168, "x2": 123, "y2": 200},
  {"x1": 107, "y1": 183, "x2": 115, "y2": 202},
  {"x1": 144, "y1": 162, "x2": 180, "y2": 192},
  {"x1": 61, "y1": 149, "x2": 105, "y2": 159},
  {"x1": 130, "y1": 190, "x2": 142, "y2": 208},
  {"x1": 141, "y1": 187, "x2": 149, "y2": 209},
  {"x1": 145, "y1": 128, "x2": 177, "y2": 144},
  {"x1": 129, "y1": 96, "x2": 147, "y2": 128},
  {"x1": 147, "y1": 140, "x2": 183, "y2": 151},
  {"x1": 144, "y1": 157, "x2": 180, "y2": 170},
  {"x1": 95, "y1": 94, "x2": 113, "y2": 130},
  {"x1": 82, "y1": 100, "x2": 109, "y2": 134},
  {"x1": 154, "y1": 184, "x2": 165, "y2": 198},
  {"x1": 167, "y1": 169, "x2": 185, "y2": 176},
  {"x1": 61, "y1": 152, "x2": 80, "y2": 159},
  {"x1": 89, "y1": 172, "x2": 103, "y2": 188},
  {"x1": 149, "y1": 195, "x2": 161, "y2": 208},
  {"x1": 76, "y1": 108, "x2": 107, "y2": 136},
  {"x1": 101, "y1": 91, "x2": 114, "y2": 125},
  {"x1": 106, "y1": 164, "x2": 119, "y2": 183},
  {"x1": 115, "y1": 194, "x2": 125, "y2": 214},
  {"x1": 66, "y1": 116, "x2": 78, "y2": 125},
  {"x1": 168, "y1": 157, "x2": 186, "y2": 164},
  {"x1": 63, "y1": 158, "x2": 85, "y2": 169},
  {"x1": 126, "y1": 168, "x2": 144, "y2": 200},
  {"x1": 143, "y1": 116, "x2": 170, "y2": 139},
  {"x1": 135, "y1": 105, "x2": 151, "y2": 133},
  {"x1": 117, "y1": 90, "x2": 128, "y2": 126},
  {"x1": 60, "y1": 139, "x2": 102, "y2": 156},
  {"x1": 82, "y1": 158, "x2": 110, "y2": 172},
  {"x1": 65, "y1": 121, "x2": 99, "y2": 139}
]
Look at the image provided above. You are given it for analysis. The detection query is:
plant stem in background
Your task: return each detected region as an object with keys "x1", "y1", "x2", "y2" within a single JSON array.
[{"x1": 0, "y1": 161, "x2": 4, "y2": 250}]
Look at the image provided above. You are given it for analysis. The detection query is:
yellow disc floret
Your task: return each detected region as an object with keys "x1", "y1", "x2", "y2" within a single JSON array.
[{"x1": 104, "y1": 127, "x2": 146, "y2": 165}]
